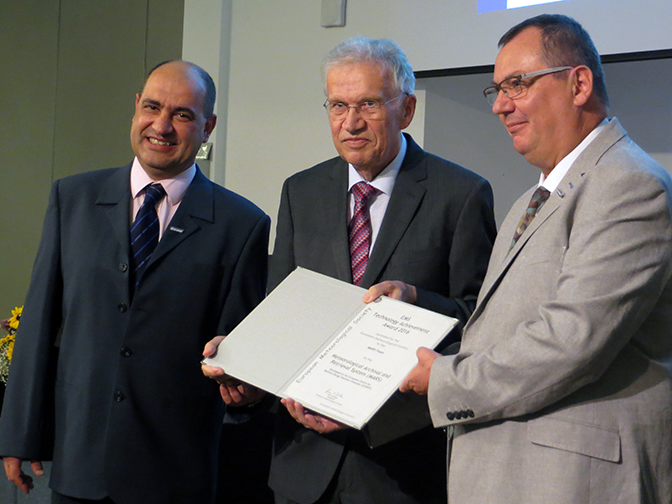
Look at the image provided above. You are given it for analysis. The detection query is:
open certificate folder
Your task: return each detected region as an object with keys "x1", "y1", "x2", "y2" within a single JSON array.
[{"x1": 203, "y1": 268, "x2": 458, "y2": 429}]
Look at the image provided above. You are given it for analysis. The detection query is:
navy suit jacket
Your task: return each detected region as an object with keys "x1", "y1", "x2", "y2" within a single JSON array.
[
  {"x1": 0, "y1": 165, "x2": 270, "y2": 504},
  {"x1": 268, "y1": 135, "x2": 497, "y2": 503}
]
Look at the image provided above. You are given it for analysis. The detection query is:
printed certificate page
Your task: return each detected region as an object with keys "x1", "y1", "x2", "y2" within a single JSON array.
[
  {"x1": 282, "y1": 294, "x2": 456, "y2": 429},
  {"x1": 202, "y1": 267, "x2": 457, "y2": 429}
]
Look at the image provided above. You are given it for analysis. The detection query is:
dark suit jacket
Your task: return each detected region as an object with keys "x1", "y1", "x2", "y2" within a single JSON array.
[
  {"x1": 0, "y1": 165, "x2": 270, "y2": 504},
  {"x1": 268, "y1": 135, "x2": 497, "y2": 503}
]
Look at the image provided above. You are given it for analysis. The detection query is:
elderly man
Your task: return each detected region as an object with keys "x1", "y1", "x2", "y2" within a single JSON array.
[
  {"x1": 401, "y1": 14, "x2": 672, "y2": 504},
  {"x1": 267, "y1": 37, "x2": 496, "y2": 504},
  {"x1": 0, "y1": 61, "x2": 270, "y2": 504}
]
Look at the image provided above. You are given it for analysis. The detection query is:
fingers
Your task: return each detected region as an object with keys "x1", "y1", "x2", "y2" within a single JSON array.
[
  {"x1": 399, "y1": 374, "x2": 412, "y2": 393},
  {"x1": 219, "y1": 384, "x2": 238, "y2": 405},
  {"x1": 399, "y1": 347, "x2": 439, "y2": 395},
  {"x1": 362, "y1": 282, "x2": 392, "y2": 303},
  {"x1": 281, "y1": 399, "x2": 347, "y2": 434},
  {"x1": 30, "y1": 461, "x2": 44, "y2": 477},
  {"x1": 202, "y1": 335, "x2": 226, "y2": 359},
  {"x1": 399, "y1": 364, "x2": 425, "y2": 394},
  {"x1": 362, "y1": 281, "x2": 417, "y2": 304},
  {"x1": 3, "y1": 457, "x2": 35, "y2": 494},
  {"x1": 400, "y1": 367, "x2": 428, "y2": 395},
  {"x1": 219, "y1": 380, "x2": 266, "y2": 406},
  {"x1": 3, "y1": 457, "x2": 22, "y2": 481},
  {"x1": 201, "y1": 363, "x2": 226, "y2": 380},
  {"x1": 416, "y1": 346, "x2": 441, "y2": 364}
]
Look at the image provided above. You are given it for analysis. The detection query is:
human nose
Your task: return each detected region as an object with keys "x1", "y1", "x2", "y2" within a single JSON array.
[
  {"x1": 152, "y1": 111, "x2": 174, "y2": 135},
  {"x1": 340, "y1": 106, "x2": 366, "y2": 132},
  {"x1": 491, "y1": 90, "x2": 514, "y2": 115}
]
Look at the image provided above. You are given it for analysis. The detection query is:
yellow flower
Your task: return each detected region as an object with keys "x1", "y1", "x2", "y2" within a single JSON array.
[
  {"x1": 0, "y1": 333, "x2": 14, "y2": 362},
  {"x1": 8, "y1": 305, "x2": 22, "y2": 330},
  {"x1": 6, "y1": 337, "x2": 14, "y2": 361}
]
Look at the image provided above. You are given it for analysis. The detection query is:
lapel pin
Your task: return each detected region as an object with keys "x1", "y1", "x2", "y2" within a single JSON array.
[{"x1": 169, "y1": 226, "x2": 184, "y2": 233}]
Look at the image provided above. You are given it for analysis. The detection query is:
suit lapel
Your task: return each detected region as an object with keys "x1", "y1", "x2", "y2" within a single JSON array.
[
  {"x1": 148, "y1": 167, "x2": 214, "y2": 267},
  {"x1": 506, "y1": 118, "x2": 626, "y2": 273},
  {"x1": 505, "y1": 193, "x2": 561, "y2": 261},
  {"x1": 96, "y1": 165, "x2": 133, "y2": 257},
  {"x1": 327, "y1": 160, "x2": 355, "y2": 283},
  {"x1": 465, "y1": 118, "x2": 628, "y2": 331},
  {"x1": 465, "y1": 187, "x2": 555, "y2": 325},
  {"x1": 361, "y1": 135, "x2": 426, "y2": 287}
]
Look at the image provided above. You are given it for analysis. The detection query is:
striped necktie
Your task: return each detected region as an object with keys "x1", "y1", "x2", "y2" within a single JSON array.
[
  {"x1": 510, "y1": 186, "x2": 551, "y2": 249},
  {"x1": 130, "y1": 183, "x2": 166, "y2": 290},
  {"x1": 349, "y1": 182, "x2": 378, "y2": 286}
]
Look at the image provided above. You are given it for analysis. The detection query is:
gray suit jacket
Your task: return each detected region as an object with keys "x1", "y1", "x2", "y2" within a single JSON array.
[
  {"x1": 0, "y1": 165, "x2": 270, "y2": 504},
  {"x1": 429, "y1": 119, "x2": 672, "y2": 504},
  {"x1": 269, "y1": 134, "x2": 497, "y2": 503}
]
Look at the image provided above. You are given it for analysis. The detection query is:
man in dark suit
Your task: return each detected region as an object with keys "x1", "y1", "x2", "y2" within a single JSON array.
[
  {"x1": 0, "y1": 60, "x2": 269, "y2": 504},
  {"x1": 268, "y1": 37, "x2": 497, "y2": 504}
]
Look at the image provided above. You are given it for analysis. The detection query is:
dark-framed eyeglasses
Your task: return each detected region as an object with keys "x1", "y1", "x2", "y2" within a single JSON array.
[
  {"x1": 483, "y1": 66, "x2": 573, "y2": 106},
  {"x1": 323, "y1": 93, "x2": 407, "y2": 119}
]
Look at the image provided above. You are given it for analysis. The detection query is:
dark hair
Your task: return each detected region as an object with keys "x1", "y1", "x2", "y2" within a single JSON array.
[
  {"x1": 499, "y1": 14, "x2": 609, "y2": 107},
  {"x1": 322, "y1": 37, "x2": 415, "y2": 96},
  {"x1": 143, "y1": 60, "x2": 217, "y2": 118}
]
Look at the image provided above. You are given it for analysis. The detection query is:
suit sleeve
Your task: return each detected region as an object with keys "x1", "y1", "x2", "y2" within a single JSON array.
[
  {"x1": 217, "y1": 211, "x2": 270, "y2": 335},
  {"x1": 428, "y1": 162, "x2": 672, "y2": 427},
  {"x1": 364, "y1": 176, "x2": 496, "y2": 447},
  {"x1": 0, "y1": 181, "x2": 63, "y2": 459},
  {"x1": 268, "y1": 178, "x2": 296, "y2": 292}
]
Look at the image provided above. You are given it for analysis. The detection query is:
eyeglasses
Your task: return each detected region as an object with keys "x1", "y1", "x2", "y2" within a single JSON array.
[
  {"x1": 483, "y1": 66, "x2": 573, "y2": 106},
  {"x1": 323, "y1": 93, "x2": 407, "y2": 119}
]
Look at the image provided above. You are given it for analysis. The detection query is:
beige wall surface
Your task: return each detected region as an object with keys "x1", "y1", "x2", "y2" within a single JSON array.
[
  {"x1": 183, "y1": 1, "x2": 672, "y2": 246},
  {"x1": 184, "y1": 1, "x2": 427, "y2": 248},
  {"x1": 0, "y1": 0, "x2": 183, "y2": 315}
]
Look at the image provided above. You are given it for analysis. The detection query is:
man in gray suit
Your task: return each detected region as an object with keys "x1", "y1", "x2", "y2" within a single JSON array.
[
  {"x1": 401, "y1": 15, "x2": 672, "y2": 503},
  {"x1": 266, "y1": 37, "x2": 496, "y2": 504},
  {"x1": 0, "y1": 61, "x2": 270, "y2": 504}
]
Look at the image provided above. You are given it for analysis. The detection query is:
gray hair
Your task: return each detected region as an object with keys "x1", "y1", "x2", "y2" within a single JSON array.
[{"x1": 322, "y1": 37, "x2": 415, "y2": 96}]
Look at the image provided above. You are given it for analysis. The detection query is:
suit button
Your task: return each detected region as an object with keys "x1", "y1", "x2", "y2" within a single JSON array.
[
  {"x1": 117, "y1": 303, "x2": 127, "y2": 313},
  {"x1": 455, "y1": 411, "x2": 463, "y2": 420},
  {"x1": 119, "y1": 263, "x2": 128, "y2": 272},
  {"x1": 120, "y1": 347, "x2": 132, "y2": 357},
  {"x1": 467, "y1": 409, "x2": 475, "y2": 418},
  {"x1": 114, "y1": 391, "x2": 125, "y2": 402},
  {"x1": 446, "y1": 412, "x2": 455, "y2": 421}
]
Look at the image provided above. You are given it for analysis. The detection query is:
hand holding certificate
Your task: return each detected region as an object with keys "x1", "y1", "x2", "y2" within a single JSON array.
[{"x1": 202, "y1": 268, "x2": 458, "y2": 429}]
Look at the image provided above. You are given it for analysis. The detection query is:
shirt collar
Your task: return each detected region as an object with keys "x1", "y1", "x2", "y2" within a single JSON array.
[
  {"x1": 348, "y1": 133, "x2": 407, "y2": 195},
  {"x1": 130, "y1": 158, "x2": 197, "y2": 205},
  {"x1": 540, "y1": 118, "x2": 609, "y2": 192}
]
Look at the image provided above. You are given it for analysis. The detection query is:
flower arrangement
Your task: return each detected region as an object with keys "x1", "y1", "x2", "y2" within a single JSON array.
[{"x1": 0, "y1": 306, "x2": 22, "y2": 385}]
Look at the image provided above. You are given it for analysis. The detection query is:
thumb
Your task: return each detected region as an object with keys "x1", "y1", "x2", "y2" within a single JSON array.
[
  {"x1": 30, "y1": 461, "x2": 44, "y2": 476},
  {"x1": 416, "y1": 346, "x2": 433, "y2": 363}
]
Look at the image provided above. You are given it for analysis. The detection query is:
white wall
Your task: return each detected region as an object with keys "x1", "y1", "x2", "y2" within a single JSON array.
[
  {"x1": 183, "y1": 1, "x2": 426, "y2": 247},
  {"x1": 183, "y1": 1, "x2": 672, "y2": 237},
  {"x1": 419, "y1": 58, "x2": 672, "y2": 225},
  {"x1": 182, "y1": 0, "x2": 232, "y2": 183}
]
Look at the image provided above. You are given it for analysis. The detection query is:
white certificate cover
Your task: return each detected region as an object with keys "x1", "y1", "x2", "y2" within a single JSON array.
[{"x1": 203, "y1": 267, "x2": 458, "y2": 429}]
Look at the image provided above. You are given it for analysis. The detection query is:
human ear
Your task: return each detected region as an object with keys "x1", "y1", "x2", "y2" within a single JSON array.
[{"x1": 572, "y1": 66, "x2": 594, "y2": 107}]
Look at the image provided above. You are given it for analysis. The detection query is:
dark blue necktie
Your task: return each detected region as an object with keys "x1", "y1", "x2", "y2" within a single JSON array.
[{"x1": 130, "y1": 183, "x2": 166, "y2": 290}]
